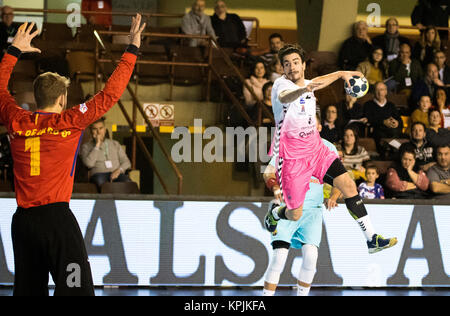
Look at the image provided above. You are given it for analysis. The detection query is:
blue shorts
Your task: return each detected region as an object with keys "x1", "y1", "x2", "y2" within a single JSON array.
[{"x1": 271, "y1": 203, "x2": 323, "y2": 249}]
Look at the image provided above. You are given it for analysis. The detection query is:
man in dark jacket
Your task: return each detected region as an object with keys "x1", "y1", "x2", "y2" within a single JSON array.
[
  {"x1": 339, "y1": 21, "x2": 373, "y2": 70},
  {"x1": 0, "y1": 6, "x2": 20, "y2": 56},
  {"x1": 211, "y1": 0, "x2": 247, "y2": 48}
]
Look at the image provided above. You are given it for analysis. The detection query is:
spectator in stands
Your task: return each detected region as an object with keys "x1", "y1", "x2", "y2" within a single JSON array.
[
  {"x1": 364, "y1": 82, "x2": 403, "y2": 151},
  {"x1": 373, "y1": 17, "x2": 410, "y2": 62},
  {"x1": 436, "y1": 86, "x2": 450, "y2": 128},
  {"x1": 320, "y1": 104, "x2": 342, "y2": 144},
  {"x1": 358, "y1": 166, "x2": 385, "y2": 199},
  {"x1": 336, "y1": 126, "x2": 371, "y2": 181},
  {"x1": 412, "y1": 26, "x2": 441, "y2": 68},
  {"x1": 407, "y1": 122, "x2": 435, "y2": 171},
  {"x1": 0, "y1": 132, "x2": 13, "y2": 188},
  {"x1": 410, "y1": 95, "x2": 432, "y2": 129},
  {"x1": 411, "y1": 0, "x2": 450, "y2": 45},
  {"x1": 211, "y1": 0, "x2": 247, "y2": 49},
  {"x1": 243, "y1": 60, "x2": 269, "y2": 107},
  {"x1": 338, "y1": 21, "x2": 373, "y2": 70},
  {"x1": 410, "y1": 63, "x2": 445, "y2": 110},
  {"x1": 81, "y1": 0, "x2": 112, "y2": 28},
  {"x1": 434, "y1": 87, "x2": 449, "y2": 127},
  {"x1": 386, "y1": 143, "x2": 430, "y2": 199},
  {"x1": 0, "y1": 6, "x2": 19, "y2": 55},
  {"x1": 357, "y1": 46, "x2": 389, "y2": 87},
  {"x1": 427, "y1": 144, "x2": 450, "y2": 199},
  {"x1": 433, "y1": 50, "x2": 450, "y2": 85},
  {"x1": 388, "y1": 43, "x2": 423, "y2": 95},
  {"x1": 427, "y1": 109, "x2": 450, "y2": 147},
  {"x1": 269, "y1": 56, "x2": 283, "y2": 82},
  {"x1": 80, "y1": 117, "x2": 132, "y2": 191},
  {"x1": 182, "y1": 0, "x2": 217, "y2": 47},
  {"x1": 339, "y1": 94, "x2": 368, "y2": 137},
  {"x1": 261, "y1": 81, "x2": 274, "y2": 127},
  {"x1": 259, "y1": 33, "x2": 284, "y2": 66}
]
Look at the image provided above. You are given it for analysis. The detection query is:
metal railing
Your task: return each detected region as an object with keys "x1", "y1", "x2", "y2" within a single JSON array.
[{"x1": 12, "y1": 7, "x2": 260, "y2": 47}]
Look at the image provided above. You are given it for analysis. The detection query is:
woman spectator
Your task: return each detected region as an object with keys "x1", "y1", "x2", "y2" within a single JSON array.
[
  {"x1": 372, "y1": 17, "x2": 410, "y2": 62},
  {"x1": 320, "y1": 104, "x2": 342, "y2": 144},
  {"x1": 243, "y1": 60, "x2": 269, "y2": 107},
  {"x1": 249, "y1": 81, "x2": 274, "y2": 128},
  {"x1": 357, "y1": 46, "x2": 389, "y2": 87},
  {"x1": 412, "y1": 26, "x2": 441, "y2": 68},
  {"x1": 426, "y1": 109, "x2": 450, "y2": 148},
  {"x1": 336, "y1": 126, "x2": 371, "y2": 181},
  {"x1": 269, "y1": 56, "x2": 283, "y2": 82},
  {"x1": 338, "y1": 21, "x2": 373, "y2": 70},
  {"x1": 386, "y1": 143, "x2": 430, "y2": 199},
  {"x1": 434, "y1": 87, "x2": 450, "y2": 128},
  {"x1": 338, "y1": 94, "x2": 368, "y2": 137}
]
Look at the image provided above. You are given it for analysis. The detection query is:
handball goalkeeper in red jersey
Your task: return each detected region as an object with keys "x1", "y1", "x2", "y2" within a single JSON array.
[{"x1": 0, "y1": 14, "x2": 146, "y2": 296}]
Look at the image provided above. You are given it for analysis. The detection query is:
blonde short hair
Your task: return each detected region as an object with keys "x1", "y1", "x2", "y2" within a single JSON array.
[{"x1": 33, "y1": 72, "x2": 70, "y2": 109}]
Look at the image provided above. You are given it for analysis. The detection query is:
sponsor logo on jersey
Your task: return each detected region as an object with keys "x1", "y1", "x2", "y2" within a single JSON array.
[{"x1": 79, "y1": 103, "x2": 88, "y2": 114}]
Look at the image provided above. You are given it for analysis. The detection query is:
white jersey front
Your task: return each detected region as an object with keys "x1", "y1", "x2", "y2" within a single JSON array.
[{"x1": 271, "y1": 76, "x2": 321, "y2": 159}]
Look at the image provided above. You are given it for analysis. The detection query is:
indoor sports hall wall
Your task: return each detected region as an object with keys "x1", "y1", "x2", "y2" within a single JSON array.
[{"x1": 0, "y1": 198, "x2": 449, "y2": 287}]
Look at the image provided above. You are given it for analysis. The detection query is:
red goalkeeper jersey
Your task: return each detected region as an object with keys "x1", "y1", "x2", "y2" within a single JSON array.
[{"x1": 0, "y1": 46, "x2": 137, "y2": 208}]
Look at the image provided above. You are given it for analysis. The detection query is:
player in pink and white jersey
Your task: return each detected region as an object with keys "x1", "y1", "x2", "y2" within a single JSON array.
[{"x1": 265, "y1": 44, "x2": 397, "y2": 254}]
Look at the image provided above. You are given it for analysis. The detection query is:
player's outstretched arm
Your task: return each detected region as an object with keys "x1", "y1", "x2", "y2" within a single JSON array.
[
  {"x1": 60, "y1": 14, "x2": 146, "y2": 130},
  {"x1": 310, "y1": 71, "x2": 364, "y2": 92},
  {"x1": 0, "y1": 22, "x2": 40, "y2": 127}
]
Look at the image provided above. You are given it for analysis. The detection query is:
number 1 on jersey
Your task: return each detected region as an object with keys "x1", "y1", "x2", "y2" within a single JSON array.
[{"x1": 25, "y1": 137, "x2": 40, "y2": 176}]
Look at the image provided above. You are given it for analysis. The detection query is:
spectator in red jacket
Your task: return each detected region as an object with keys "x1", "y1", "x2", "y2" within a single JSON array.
[{"x1": 82, "y1": 0, "x2": 112, "y2": 28}]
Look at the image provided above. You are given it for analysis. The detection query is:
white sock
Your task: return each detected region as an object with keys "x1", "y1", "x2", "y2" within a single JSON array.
[
  {"x1": 356, "y1": 215, "x2": 376, "y2": 241},
  {"x1": 262, "y1": 289, "x2": 275, "y2": 296},
  {"x1": 297, "y1": 284, "x2": 311, "y2": 296}
]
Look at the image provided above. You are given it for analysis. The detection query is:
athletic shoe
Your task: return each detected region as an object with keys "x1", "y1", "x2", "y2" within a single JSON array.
[
  {"x1": 264, "y1": 200, "x2": 280, "y2": 233},
  {"x1": 367, "y1": 234, "x2": 398, "y2": 254}
]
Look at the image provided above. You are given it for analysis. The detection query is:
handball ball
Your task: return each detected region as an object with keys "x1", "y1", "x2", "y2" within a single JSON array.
[{"x1": 344, "y1": 76, "x2": 369, "y2": 98}]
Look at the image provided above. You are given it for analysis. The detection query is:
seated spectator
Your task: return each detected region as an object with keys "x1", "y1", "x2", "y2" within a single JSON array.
[
  {"x1": 81, "y1": 0, "x2": 112, "y2": 28},
  {"x1": 433, "y1": 50, "x2": 450, "y2": 85},
  {"x1": 182, "y1": 0, "x2": 217, "y2": 47},
  {"x1": 357, "y1": 46, "x2": 389, "y2": 87},
  {"x1": 211, "y1": 0, "x2": 247, "y2": 49},
  {"x1": 261, "y1": 81, "x2": 274, "y2": 127},
  {"x1": 320, "y1": 104, "x2": 342, "y2": 144},
  {"x1": 407, "y1": 122, "x2": 435, "y2": 171},
  {"x1": 412, "y1": 26, "x2": 441, "y2": 68},
  {"x1": 358, "y1": 166, "x2": 385, "y2": 199},
  {"x1": 243, "y1": 60, "x2": 269, "y2": 107},
  {"x1": 80, "y1": 117, "x2": 132, "y2": 190},
  {"x1": 0, "y1": 6, "x2": 20, "y2": 55},
  {"x1": 411, "y1": 0, "x2": 450, "y2": 45},
  {"x1": 388, "y1": 43, "x2": 423, "y2": 95},
  {"x1": 434, "y1": 87, "x2": 449, "y2": 127},
  {"x1": 373, "y1": 17, "x2": 410, "y2": 62},
  {"x1": 338, "y1": 21, "x2": 373, "y2": 70},
  {"x1": 336, "y1": 126, "x2": 371, "y2": 181},
  {"x1": 0, "y1": 132, "x2": 13, "y2": 187},
  {"x1": 410, "y1": 63, "x2": 445, "y2": 111},
  {"x1": 386, "y1": 143, "x2": 430, "y2": 199},
  {"x1": 410, "y1": 95, "x2": 432, "y2": 130},
  {"x1": 259, "y1": 33, "x2": 284, "y2": 67},
  {"x1": 427, "y1": 144, "x2": 450, "y2": 199},
  {"x1": 427, "y1": 109, "x2": 450, "y2": 147},
  {"x1": 338, "y1": 94, "x2": 368, "y2": 137},
  {"x1": 249, "y1": 81, "x2": 274, "y2": 127},
  {"x1": 364, "y1": 82, "x2": 403, "y2": 151},
  {"x1": 269, "y1": 56, "x2": 283, "y2": 82}
]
